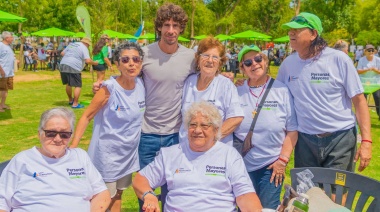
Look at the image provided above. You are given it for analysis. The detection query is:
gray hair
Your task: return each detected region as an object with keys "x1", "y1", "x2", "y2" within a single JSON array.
[
  {"x1": 113, "y1": 41, "x2": 144, "y2": 63},
  {"x1": 333, "y1": 40, "x2": 349, "y2": 52},
  {"x1": 38, "y1": 107, "x2": 76, "y2": 134},
  {"x1": 183, "y1": 101, "x2": 222, "y2": 141},
  {"x1": 1, "y1": 31, "x2": 12, "y2": 39}
]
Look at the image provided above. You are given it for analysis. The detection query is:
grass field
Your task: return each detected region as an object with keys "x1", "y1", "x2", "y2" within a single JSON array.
[{"x1": 0, "y1": 66, "x2": 379, "y2": 211}]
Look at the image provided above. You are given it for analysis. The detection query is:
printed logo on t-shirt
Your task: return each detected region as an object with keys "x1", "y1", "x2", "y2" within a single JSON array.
[
  {"x1": 175, "y1": 168, "x2": 192, "y2": 174},
  {"x1": 205, "y1": 165, "x2": 226, "y2": 176},
  {"x1": 262, "y1": 100, "x2": 278, "y2": 111},
  {"x1": 114, "y1": 104, "x2": 130, "y2": 111},
  {"x1": 138, "y1": 101, "x2": 146, "y2": 112},
  {"x1": 66, "y1": 168, "x2": 86, "y2": 179},
  {"x1": 310, "y1": 72, "x2": 329, "y2": 83},
  {"x1": 33, "y1": 172, "x2": 53, "y2": 178},
  {"x1": 288, "y1": 76, "x2": 298, "y2": 82}
]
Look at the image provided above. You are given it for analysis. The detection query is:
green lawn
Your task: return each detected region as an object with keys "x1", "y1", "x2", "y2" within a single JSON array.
[{"x1": 0, "y1": 66, "x2": 379, "y2": 211}]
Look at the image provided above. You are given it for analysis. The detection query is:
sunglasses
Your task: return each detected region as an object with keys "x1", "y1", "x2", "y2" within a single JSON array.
[
  {"x1": 243, "y1": 55, "x2": 263, "y2": 67},
  {"x1": 291, "y1": 16, "x2": 314, "y2": 29},
  {"x1": 42, "y1": 129, "x2": 72, "y2": 139},
  {"x1": 119, "y1": 56, "x2": 142, "y2": 64},
  {"x1": 367, "y1": 49, "x2": 375, "y2": 53}
]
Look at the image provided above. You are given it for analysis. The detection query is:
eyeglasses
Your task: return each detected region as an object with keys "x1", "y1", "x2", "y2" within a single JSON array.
[
  {"x1": 119, "y1": 56, "x2": 142, "y2": 64},
  {"x1": 199, "y1": 53, "x2": 221, "y2": 62},
  {"x1": 243, "y1": 55, "x2": 263, "y2": 67},
  {"x1": 291, "y1": 16, "x2": 314, "y2": 29},
  {"x1": 42, "y1": 129, "x2": 72, "y2": 139},
  {"x1": 188, "y1": 122, "x2": 212, "y2": 130},
  {"x1": 367, "y1": 49, "x2": 375, "y2": 53}
]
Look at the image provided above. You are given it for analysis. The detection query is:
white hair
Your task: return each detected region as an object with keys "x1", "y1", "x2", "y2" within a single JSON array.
[
  {"x1": 1, "y1": 31, "x2": 12, "y2": 39},
  {"x1": 38, "y1": 107, "x2": 76, "y2": 134}
]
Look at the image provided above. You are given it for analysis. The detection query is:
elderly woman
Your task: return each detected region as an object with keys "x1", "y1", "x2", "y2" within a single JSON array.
[
  {"x1": 0, "y1": 107, "x2": 110, "y2": 212},
  {"x1": 180, "y1": 36, "x2": 243, "y2": 146},
  {"x1": 133, "y1": 101, "x2": 262, "y2": 212},
  {"x1": 70, "y1": 42, "x2": 145, "y2": 212},
  {"x1": 234, "y1": 45, "x2": 298, "y2": 209},
  {"x1": 92, "y1": 34, "x2": 114, "y2": 82}
]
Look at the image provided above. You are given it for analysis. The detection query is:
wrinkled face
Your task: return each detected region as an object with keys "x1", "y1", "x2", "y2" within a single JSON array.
[
  {"x1": 187, "y1": 113, "x2": 217, "y2": 152},
  {"x1": 288, "y1": 28, "x2": 317, "y2": 52},
  {"x1": 116, "y1": 49, "x2": 142, "y2": 78},
  {"x1": 158, "y1": 18, "x2": 182, "y2": 46},
  {"x1": 3, "y1": 35, "x2": 14, "y2": 45},
  {"x1": 241, "y1": 51, "x2": 267, "y2": 80},
  {"x1": 198, "y1": 47, "x2": 221, "y2": 75},
  {"x1": 38, "y1": 116, "x2": 72, "y2": 158}
]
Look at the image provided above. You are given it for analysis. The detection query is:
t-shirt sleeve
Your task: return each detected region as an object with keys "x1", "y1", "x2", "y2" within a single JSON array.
[
  {"x1": 285, "y1": 88, "x2": 298, "y2": 131},
  {"x1": 357, "y1": 58, "x2": 364, "y2": 70},
  {"x1": 224, "y1": 80, "x2": 244, "y2": 119},
  {"x1": 82, "y1": 46, "x2": 90, "y2": 60},
  {"x1": 0, "y1": 158, "x2": 19, "y2": 211},
  {"x1": 139, "y1": 150, "x2": 167, "y2": 189},
  {"x1": 341, "y1": 58, "x2": 364, "y2": 98},
  {"x1": 228, "y1": 150, "x2": 255, "y2": 197},
  {"x1": 81, "y1": 149, "x2": 108, "y2": 196},
  {"x1": 101, "y1": 47, "x2": 108, "y2": 59}
]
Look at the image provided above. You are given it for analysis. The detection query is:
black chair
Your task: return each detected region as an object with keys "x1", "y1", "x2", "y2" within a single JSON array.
[
  {"x1": 291, "y1": 167, "x2": 380, "y2": 211},
  {"x1": 23, "y1": 56, "x2": 33, "y2": 71},
  {"x1": 0, "y1": 160, "x2": 10, "y2": 176}
]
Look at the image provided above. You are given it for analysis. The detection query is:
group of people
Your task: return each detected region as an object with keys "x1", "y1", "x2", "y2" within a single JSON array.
[{"x1": 0, "y1": 4, "x2": 374, "y2": 212}]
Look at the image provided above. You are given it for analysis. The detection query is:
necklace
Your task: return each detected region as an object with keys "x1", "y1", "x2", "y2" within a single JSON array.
[{"x1": 249, "y1": 77, "x2": 269, "y2": 118}]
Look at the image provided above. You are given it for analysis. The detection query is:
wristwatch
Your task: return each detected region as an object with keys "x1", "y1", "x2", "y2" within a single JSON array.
[{"x1": 142, "y1": 190, "x2": 157, "y2": 201}]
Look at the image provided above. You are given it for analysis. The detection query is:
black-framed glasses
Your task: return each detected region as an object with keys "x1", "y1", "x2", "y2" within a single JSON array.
[
  {"x1": 188, "y1": 122, "x2": 212, "y2": 130},
  {"x1": 42, "y1": 129, "x2": 72, "y2": 139},
  {"x1": 243, "y1": 55, "x2": 263, "y2": 67},
  {"x1": 367, "y1": 49, "x2": 375, "y2": 53},
  {"x1": 291, "y1": 16, "x2": 314, "y2": 29},
  {"x1": 119, "y1": 56, "x2": 142, "y2": 64},
  {"x1": 199, "y1": 53, "x2": 221, "y2": 62}
]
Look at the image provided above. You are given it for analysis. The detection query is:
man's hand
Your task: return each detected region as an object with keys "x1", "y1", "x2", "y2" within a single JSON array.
[
  {"x1": 235, "y1": 78, "x2": 246, "y2": 86},
  {"x1": 220, "y1": 72, "x2": 234, "y2": 82},
  {"x1": 0, "y1": 70, "x2": 5, "y2": 78},
  {"x1": 354, "y1": 141, "x2": 372, "y2": 172}
]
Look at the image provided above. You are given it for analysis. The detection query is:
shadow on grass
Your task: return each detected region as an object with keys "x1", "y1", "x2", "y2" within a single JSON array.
[
  {"x1": 0, "y1": 109, "x2": 13, "y2": 120},
  {"x1": 52, "y1": 101, "x2": 71, "y2": 107}
]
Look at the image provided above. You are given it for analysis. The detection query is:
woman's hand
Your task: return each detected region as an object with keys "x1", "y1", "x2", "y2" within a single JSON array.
[
  {"x1": 268, "y1": 160, "x2": 286, "y2": 187},
  {"x1": 142, "y1": 194, "x2": 160, "y2": 212}
]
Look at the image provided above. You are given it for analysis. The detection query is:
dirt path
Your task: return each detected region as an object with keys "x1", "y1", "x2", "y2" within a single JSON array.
[{"x1": 13, "y1": 71, "x2": 61, "y2": 83}]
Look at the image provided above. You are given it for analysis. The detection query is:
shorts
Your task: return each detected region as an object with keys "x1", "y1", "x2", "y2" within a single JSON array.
[
  {"x1": 105, "y1": 174, "x2": 133, "y2": 198},
  {"x1": 93, "y1": 64, "x2": 107, "y2": 71},
  {"x1": 0, "y1": 77, "x2": 14, "y2": 91},
  {"x1": 60, "y1": 72, "x2": 82, "y2": 87}
]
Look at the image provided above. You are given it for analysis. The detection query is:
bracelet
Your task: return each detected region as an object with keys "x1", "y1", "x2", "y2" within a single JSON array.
[
  {"x1": 280, "y1": 154, "x2": 290, "y2": 160},
  {"x1": 278, "y1": 157, "x2": 288, "y2": 165},
  {"x1": 142, "y1": 191, "x2": 157, "y2": 201},
  {"x1": 362, "y1": 139, "x2": 372, "y2": 144}
]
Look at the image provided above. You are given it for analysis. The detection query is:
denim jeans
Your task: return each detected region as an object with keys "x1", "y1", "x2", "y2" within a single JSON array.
[
  {"x1": 138, "y1": 132, "x2": 179, "y2": 212},
  {"x1": 248, "y1": 164, "x2": 282, "y2": 209}
]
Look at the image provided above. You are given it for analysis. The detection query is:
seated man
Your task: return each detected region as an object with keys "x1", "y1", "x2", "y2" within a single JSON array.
[{"x1": 23, "y1": 47, "x2": 38, "y2": 71}]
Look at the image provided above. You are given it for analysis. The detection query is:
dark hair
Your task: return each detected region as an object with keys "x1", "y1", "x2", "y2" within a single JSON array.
[
  {"x1": 92, "y1": 38, "x2": 107, "y2": 55},
  {"x1": 113, "y1": 42, "x2": 144, "y2": 63},
  {"x1": 195, "y1": 36, "x2": 226, "y2": 74},
  {"x1": 154, "y1": 3, "x2": 188, "y2": 37},
  {"x1": 307, "y1": 29, "x2": 328, "y2": 59}
]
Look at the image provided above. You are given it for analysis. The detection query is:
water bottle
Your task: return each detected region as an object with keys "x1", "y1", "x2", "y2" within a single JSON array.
[{"x1": 289, "y1": 193, "x2": 309, "y2": 212}]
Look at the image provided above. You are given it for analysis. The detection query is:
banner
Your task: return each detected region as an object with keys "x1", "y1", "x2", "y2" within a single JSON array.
[{"x1": 76, "y1": 6, "x2": 91, "y2": 39}]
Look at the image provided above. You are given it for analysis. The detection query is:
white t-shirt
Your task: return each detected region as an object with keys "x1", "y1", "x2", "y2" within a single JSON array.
[
  {"x1": 60, "y1": 42, "x2": 90, "y2": 72},
  {"x1": 23, "y1": 51, "x2": 34, "y2": 64},
  {"x1": 0, "y1": 42, "x2": 15, "y2": 78},
  {"x1": 357, "y1": 56, "x2": 380, "y2": 80},
  {"x1": 234, "y1": 78, "x2": 297, "y2": 171},
  {"x1": 179, "y1": 74, "x2": 244, "y2": 145},
  {"x1": 277, "y1": 47, "x2": 363, "y2": 134},
  {"x1": 0, "y1": 147, "x2": 107, "y2": 212},
  {"x1": 140, "y1": 141, "x2": 255, "y2": 212},
  {"x1": 88, "y1": 77, "x2": 145, "y2": 182},
  {"x1": 37, "y1": 47, "x2": 47, "y2": 60}
]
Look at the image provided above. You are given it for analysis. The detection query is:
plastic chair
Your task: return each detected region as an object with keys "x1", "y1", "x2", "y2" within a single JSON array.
[
  {"x1": 23, "y1": 56, "x2": 33, "y2": 71},
  {"x1": 0, "y1": 160, "x2": 10, "y2": 176},
  {"x1": 291, "y1": 167, "x2": 380, "y2": 211}
]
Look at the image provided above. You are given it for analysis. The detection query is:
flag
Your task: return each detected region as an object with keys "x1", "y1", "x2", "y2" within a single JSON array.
[{"x1": 76, "y1": 6, "x2": 91, "y2": 39}]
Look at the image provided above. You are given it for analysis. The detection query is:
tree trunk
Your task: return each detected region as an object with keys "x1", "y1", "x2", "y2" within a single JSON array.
[
  {"x1": 18, "y1": 0, "x2": 24, "y2": 71},
  {"x1": 190, "y1": 0, "x2": 196, "y2": 38},
  {"x1": 295, "y1": 0, "x2": 301, "y2": 15}
]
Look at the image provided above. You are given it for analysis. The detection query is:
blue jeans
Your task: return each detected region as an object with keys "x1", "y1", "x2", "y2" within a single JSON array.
[
  {"x1": 248, "y1": 164, "x2": 282, "y2": 209},
  {"x1": 138, "y1": 132, "x2": 179, "y2": 212}
]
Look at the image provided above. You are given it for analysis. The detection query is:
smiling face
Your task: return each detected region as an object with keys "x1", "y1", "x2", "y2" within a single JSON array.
[
  {"x1": 38, "y1": 116, "x2": 72, "y2": 158},
  {"x1": 188, "y1": 113, "x2": 218, "y2": 152},
  {"x1": 198, "y1": 47, "x2": 221, "y2": 76},
  {"x1": 288, "y1": 28, "x2": 317, "y2": 55},
  {"x1": 158, "y1": 18, "x2": 182, "y2": 46},
  {"x1": 241, "y1": 51, "x2": 268, "y2": 83},
  {"x1": 116, "y1": 49, "x2": 142, "y2": 79}
]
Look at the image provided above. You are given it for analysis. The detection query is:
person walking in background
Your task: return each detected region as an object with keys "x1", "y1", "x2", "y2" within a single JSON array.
[
  {"x1": 357, "y1": 44, "x2": 380, "y2": 120},
  {"x1": 0, "y1": 31, "x2": 15, "y2": 112},
  {"x1": 355, "y1": 48, "x2": 363, "y2": 66},
  {"x1": 333, "y1": 40, "x2": 349, "y2": 54},
  {"x1": 92, "y1": 34, "x2": 114, "y2": 82},
  {"x1": 59, "y1": 37, "x2": 98, "y2": 109}
]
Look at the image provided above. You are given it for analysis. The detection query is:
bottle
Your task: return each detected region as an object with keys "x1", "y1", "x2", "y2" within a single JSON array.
[{"x1": 289, "y1": 193, "x2": 309, "y2": 212}]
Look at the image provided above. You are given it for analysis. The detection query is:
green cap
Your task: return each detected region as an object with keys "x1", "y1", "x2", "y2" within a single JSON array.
[
  {"x1": 238, "y1": 45, "x2": 261, "y2": 62},
  {"x1": 282, "y1": 12, "x2": 323, "y2": 35}
]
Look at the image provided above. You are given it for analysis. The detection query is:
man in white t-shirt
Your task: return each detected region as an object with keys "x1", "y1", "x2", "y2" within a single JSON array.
[
  {"x1": 0, "y1": 31, "x2": 15, "y2": 112},
  {"x1": 278, "y1": 12, "x2": 372, "y2": 175}
]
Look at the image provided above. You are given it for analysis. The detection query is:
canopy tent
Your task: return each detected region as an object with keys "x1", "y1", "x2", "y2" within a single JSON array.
[
  {"x1": 0, "y1": 10, "x2": 27, "y2": 22},
  {"x1": 178, "y1": 36, "x2": 190, "y2": 42},
  {"x1": 250, "y1": 37, "x2": 271, "y2": 42},
  {"x1": 31, "y1": 27, "x2": 75, "y2": 37},
  {"x1": 21, "y1": 32, "x2": 30, "y2": 37},
  {"x1": 215, "y1": 34, "x2": 235, "y2": 42},
  {"x1": 273, "y1": 35, "x2": 290, "y2": 43},
  {"x1": 138, "y1": 33, "x2": 155, "y2": 40},
  {"x1": 72, "y1": 32, "x2": 86, "y2": 38},
  {"x1": 193, "y1": 35, "x2": 207, "y2": 40},
  {"x1": 102, "y1": 30, "x2": 137, "y2": 39},
  {"x1": 231, "y1": 30, "x2": 271, "y2": 39}
]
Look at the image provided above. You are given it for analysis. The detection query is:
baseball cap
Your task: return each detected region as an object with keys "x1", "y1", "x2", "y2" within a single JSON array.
[
  {"x1": 365, "y1": 44, "x2": 375, "y2": 50},
  {"x1": 81, "y1": 37, "x2": 92, "y2": 46},
  {"x1": 282, "y1": 12, "x2": 323, "y2": 35},
  {"x1": 238, "y1": 45, "x2": 261, "y2": 62}
]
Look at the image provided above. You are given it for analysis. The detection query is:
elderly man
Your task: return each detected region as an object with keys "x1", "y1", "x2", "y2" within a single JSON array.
[
  {"x1": 277, "y1": 12, "x2": 372, "y2": 176},
  {"x1": 60, "y1": 37, "x2": 98, "y2": 109},
  {"x1": 0, "y1": 31, "x2": 15, "y2": 112}
]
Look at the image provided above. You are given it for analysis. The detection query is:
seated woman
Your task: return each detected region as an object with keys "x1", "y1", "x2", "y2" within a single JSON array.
[
  {"x1": 0, "y1": 107, "x2": 110, "y2": 212},
  {"x1": 133, "y1": 101, "x2": 262, "y2": 212}
]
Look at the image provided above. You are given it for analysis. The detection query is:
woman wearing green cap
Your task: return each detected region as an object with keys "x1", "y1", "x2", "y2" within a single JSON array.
[{"x1": 233, "y1": 45, "x2": 298, "y2": 209}]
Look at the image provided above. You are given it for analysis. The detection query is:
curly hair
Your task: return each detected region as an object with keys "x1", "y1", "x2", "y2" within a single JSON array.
[
  {"x1": 92, "y1": 38, "x2": 108, "y2": 55},
  {"x1": 113, "y1": 41, "x2": 144, "y2": 63},
  {"x1": 155, "y1": 3, "x2": 188, "y2": 37},
  {"x1": 195, "y1": 36, "x2": 227, "y2": 74}
]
